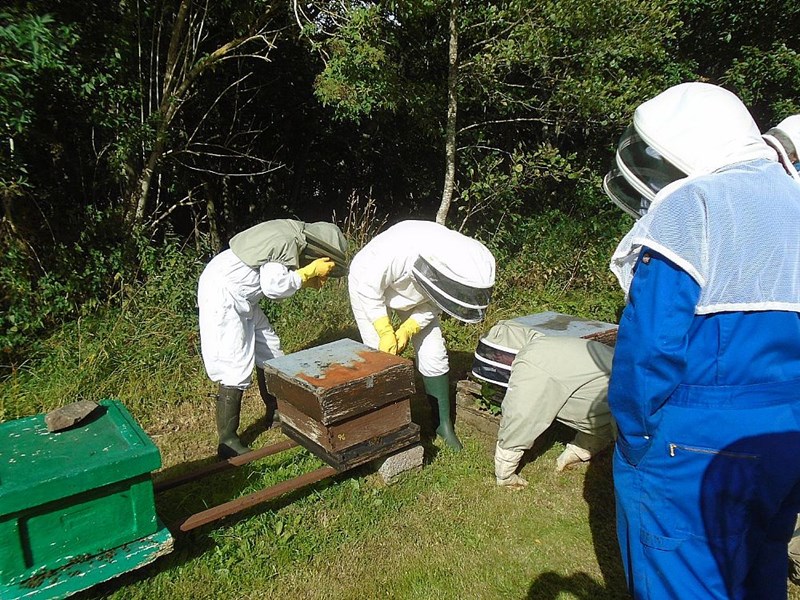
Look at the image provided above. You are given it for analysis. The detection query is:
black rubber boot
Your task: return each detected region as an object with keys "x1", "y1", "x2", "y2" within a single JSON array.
[
  {"x1": 256, "y1": 367, "x2": 280, "y2": 429},
  {"x1": 423, "y1": 373, "x2": 463, "y2": 451},
  {"x1": 216, "y1": 385, "x2": 251, "y2": 459}
]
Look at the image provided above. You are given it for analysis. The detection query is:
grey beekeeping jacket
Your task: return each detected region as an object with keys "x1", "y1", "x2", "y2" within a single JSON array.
[
  {"x1": 229, "y1": 219, "x2": 347, "y2": 274},
  {"x1": 497, "y1": 336, "x2": 615, "y2": 453},
  {"x1": 229, "y1": 219, "x2": 307, "y2": 269}
]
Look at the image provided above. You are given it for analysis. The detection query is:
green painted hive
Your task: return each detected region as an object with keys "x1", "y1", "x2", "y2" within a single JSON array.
[{"x1": 0, "y1": 399, "x2": 171, "y2": 598}]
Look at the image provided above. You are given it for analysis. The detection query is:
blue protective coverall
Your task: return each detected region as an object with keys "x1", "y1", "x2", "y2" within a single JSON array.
[{"x1": 610, "y1": 248, "x2": 800, "y2": 599}]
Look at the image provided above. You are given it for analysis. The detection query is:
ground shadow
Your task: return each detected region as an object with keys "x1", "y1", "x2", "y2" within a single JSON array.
[
  {"x1": 527, "y1": 571, "x2": 616, "y2": 600},
  {"x1": 583, "y1": 447, "x2": 629, "y2": 595},
  {"x1": 525, "y1": 448, "x2": 629, "y2": 599},
  {"x1": 239, "y1": 412, "x2": 280, "y2": 446},
  {"x1": 72, "y1": 445, "x2": 347, "y2": 599},
  {"x1": 699, "y1": 432, "x2": 800, "y2": 598}
]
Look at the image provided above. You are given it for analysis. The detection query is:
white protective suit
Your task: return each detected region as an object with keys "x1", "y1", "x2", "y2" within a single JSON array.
[
  {"x1": 198, "y1": 250, "x2": 299, "y2": 388},
  {"x1": 494, "y1": 336, "x2": 615, "y2": 484},
  {"x1": 348, "y1": 220, "x2": 495, "y2": 376},
  {"x1": 198, "y1": 220, "x2": 346, "y2": 389}
]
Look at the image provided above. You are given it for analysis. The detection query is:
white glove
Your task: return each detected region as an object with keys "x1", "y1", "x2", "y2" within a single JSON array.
[{"x1": 496, "y1": 473, "x2": 529, "y2": 488}]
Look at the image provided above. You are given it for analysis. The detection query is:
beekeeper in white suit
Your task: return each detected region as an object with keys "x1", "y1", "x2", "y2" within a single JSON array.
[
  {"x1": 348, "y1": 220, "x2": 495, "y2": 451},
  {"x1": 198, "y1": 219, "x2": 347, "y2": 459},
  {"x1": 494, "y1": 335, "x2": 615, "y2": 488},
  {"x1": 763, "y1": 114, "x2": 800, "y2": 182}
]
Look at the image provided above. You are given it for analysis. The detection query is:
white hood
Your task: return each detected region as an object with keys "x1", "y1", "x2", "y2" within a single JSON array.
[
  {"x1": 773, "y1": 115, "x2": 800, "y2": 157},
  {"x1": 763, "y1": 115, "x2": 800, "y2": 182},
  {"x1": 633, "y1": 82, "x2": 776, "y2": 176},
  {"x1": 609, "y1": 84, "x2": 800, "y2": 315}
]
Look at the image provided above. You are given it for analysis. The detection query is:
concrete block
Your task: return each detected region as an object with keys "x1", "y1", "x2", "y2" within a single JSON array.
[{"x1": 375, "y1": 444, "x2": 424, "y2": 485}]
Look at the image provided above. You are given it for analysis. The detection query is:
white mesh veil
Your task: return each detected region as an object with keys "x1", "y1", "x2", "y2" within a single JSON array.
[
  {"x1": 608, "y1": 83, "x2": 800, "y2": 314},
  {"x1": 610, "y1": 160, "x2": 800, "y2": 313}
]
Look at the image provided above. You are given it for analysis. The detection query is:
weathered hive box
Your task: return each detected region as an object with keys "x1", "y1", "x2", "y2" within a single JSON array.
[
  {"x1": 0, "y1": 399, "x2": 172, "y2": 599},
  {"x1": 262, "y1": 339, "x2": 420, "y2": 470}
]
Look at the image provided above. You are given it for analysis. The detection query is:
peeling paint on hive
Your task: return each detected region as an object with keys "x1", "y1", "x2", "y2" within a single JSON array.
[
  {"x1": 265, "y1": 339, "x2": 410, "y2": 390},
  {"x1": 297, "y1": 350, "x2": 407, "y2": 388}
]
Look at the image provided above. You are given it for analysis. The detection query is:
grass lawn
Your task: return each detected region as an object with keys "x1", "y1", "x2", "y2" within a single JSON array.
[
  {"x1": 5, "y1": 277, "x2": 800, "y2": 599},
  {"x1": 62, "y1": 376, "x2": 800, "y2": 600}
]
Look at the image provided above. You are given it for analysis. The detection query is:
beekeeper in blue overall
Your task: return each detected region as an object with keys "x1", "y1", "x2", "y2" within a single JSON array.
[
  {"x1": 348, "y1": 220, "x2": 495, "y2": 451},
  {"x1": 603, "y1": 82, "x2": 800, "y2": 599},
  {"x1": 198, "y1": 219, "x2": 347, "y2": 459}
]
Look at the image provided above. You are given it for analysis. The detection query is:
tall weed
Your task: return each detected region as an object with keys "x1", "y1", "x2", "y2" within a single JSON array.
[{"x1": 0, "y1": 234, "x2": 206, "y2": 422}]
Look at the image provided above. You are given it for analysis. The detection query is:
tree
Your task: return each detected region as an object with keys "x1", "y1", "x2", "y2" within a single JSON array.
[
  {"x1": 436, "y1": 0, "x2": 459, "y2": 224},
  {"x1": 675, "y1": 0, "x2": 800, "y2": 124},
  {"x1": 0, "y1": 10, "x2": 79, "y2": 242},
  {"x1": 123, "y1": 0, "x2": 285, "y2": 229}
]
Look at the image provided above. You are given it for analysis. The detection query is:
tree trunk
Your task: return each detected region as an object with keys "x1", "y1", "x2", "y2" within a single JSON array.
[
  {"x1": 123, "y1": 0, "x2": 275, "y2": 229},
  {"x1": 436, "y1": 0, "x2": 459, "y2": 226}
]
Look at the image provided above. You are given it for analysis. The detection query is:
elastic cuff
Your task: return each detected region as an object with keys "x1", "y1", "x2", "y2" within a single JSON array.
[{"x1": 494, "y1": 442, "x2": 524, "y2": 480}]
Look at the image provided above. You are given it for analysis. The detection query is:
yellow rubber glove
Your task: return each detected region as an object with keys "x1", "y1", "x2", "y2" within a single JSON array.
[
  {"x1": 297, "y1": 258, "x2": 335, "y2": 287},
  {"x1": 395, "y1": 317, "x2": 420, "y2": 353},
  {"x1": 372, "y1": 316, "x2": 398, "y2": 354}
]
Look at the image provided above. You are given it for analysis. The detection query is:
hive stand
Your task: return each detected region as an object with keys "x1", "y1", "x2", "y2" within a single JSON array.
[{"x1": 158, "y1": 338, "x2": 421, "y2": 533}]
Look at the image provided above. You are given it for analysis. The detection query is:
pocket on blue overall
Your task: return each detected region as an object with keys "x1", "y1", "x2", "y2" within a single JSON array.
[{"x1": 637, "y1": 404, "x2": 763, "y2": 598}]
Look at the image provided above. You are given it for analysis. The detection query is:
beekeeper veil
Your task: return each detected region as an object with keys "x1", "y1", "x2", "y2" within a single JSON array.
[
  {"x1": 763, "y1": 115, "x2": 800, "y2": 182},
  {"x1": 411, "y1": 231, "x2": 495, "y2": 323},
  {"x1": 604, "y1": 82, "x2": 776, "y2": 219},
  {"x1": 607, "y1": 82, "x2": 800, "y2": 315},
  {"x1": 302, "y1": 222, "x2": 349, "y2": 277},
  {"x1": 603, "y1": 128, "x2": 688, "y2": 219}
]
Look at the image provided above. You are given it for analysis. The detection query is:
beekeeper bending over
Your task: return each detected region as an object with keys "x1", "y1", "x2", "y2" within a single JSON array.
[
  {"x1": 198, "y1": 219, "x2": 347, "y2": 459},
  {"x1": 348, "y1": 220, "x2": 495, "y2": 451},
  {"x1": 493, "y1": 334, "x2": 615, "y2": 488}
]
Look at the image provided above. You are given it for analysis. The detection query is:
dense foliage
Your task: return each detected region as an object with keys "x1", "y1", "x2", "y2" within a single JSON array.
[{"x1": 1, "y1": 0, "x2": 798, "y2": 367}]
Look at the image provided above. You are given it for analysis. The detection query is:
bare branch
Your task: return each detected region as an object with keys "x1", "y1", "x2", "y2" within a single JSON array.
[
  {"x1": 187, "y1": 73, "x2": 254, "y2": 146},
  {"x1": 456, "y1": 144, "x2": 512, "y2": 155},
  {"x1": 458, "y1": 117, "x2": 553, "y2": 135},
  {"x1": 169, "y1": 157, "x2": 285, "y2": 178},
  {"x1": 146, "y1": 185, "x2": 205, "y2": 232}
]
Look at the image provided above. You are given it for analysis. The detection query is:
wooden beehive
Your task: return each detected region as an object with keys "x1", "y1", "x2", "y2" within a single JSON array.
[
  {"x1": 261, "y1": 339, "x2": 420, "y2": 471},
  {"x1": 0, "y1": 400, "x2": 172, "y2": 599}
]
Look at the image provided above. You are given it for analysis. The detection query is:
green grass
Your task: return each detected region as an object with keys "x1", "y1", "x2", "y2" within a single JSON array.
[
  {"x1": 80, "y1": 426, "x2": 629, "y2": 600},
  {"x1": 4, "y1": 226, "x2": 800, "y2": 600}
]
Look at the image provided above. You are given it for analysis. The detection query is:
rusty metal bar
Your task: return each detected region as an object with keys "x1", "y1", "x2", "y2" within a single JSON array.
[
  {"x1": 154, "y1": 439, "x2": 299, "y2": 493},
  {"x1": 175, "y1": 465, "x2": 338, "y2": 532}
]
